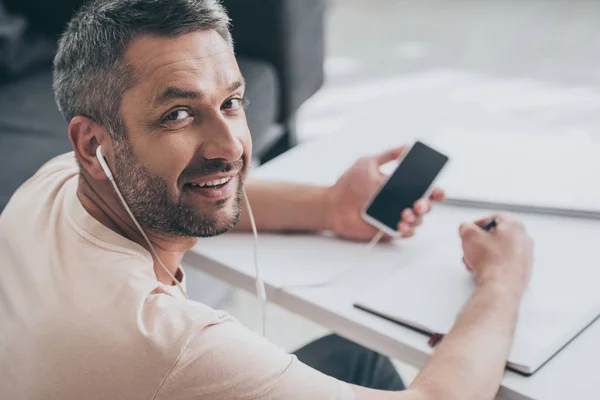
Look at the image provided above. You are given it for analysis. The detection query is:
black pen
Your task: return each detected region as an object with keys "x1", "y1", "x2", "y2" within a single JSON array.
[{"x1": 480, "y1": 218, "x2": 499, "y2": 232}]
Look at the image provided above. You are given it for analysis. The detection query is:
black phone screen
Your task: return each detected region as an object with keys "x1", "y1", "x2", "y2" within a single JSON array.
[{"x1": 365, "y1": 141, "x2": 449, "y2": 231}]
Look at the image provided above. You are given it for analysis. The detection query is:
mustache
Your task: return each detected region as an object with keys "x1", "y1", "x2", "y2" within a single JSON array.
[{"x1": 180, "y1": 158, "x2": 245, "y2": 181}]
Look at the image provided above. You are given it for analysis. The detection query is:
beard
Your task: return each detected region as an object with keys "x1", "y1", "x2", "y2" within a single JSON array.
[{"x1": 112, "y1": 139, "x2": 244, "y2": 238}]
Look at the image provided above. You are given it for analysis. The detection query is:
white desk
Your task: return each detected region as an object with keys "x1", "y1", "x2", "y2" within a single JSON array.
[{"x1": 185, "y1": 111, "x2": 600, "y2": 399}]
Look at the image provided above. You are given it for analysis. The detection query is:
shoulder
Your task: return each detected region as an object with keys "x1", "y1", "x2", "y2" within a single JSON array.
[
  {"x1": 1, "y1": 152, "x2": 78, "y2": 225},
  {"x1": 15, "y1": 152, "x2": 78, "y2": 196},
  {"x1": 154, "y1": 308, "x2": 354, "y2": 400}
]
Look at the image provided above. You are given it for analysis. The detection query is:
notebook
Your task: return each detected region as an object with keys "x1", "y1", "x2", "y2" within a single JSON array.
[
  {"x1": 432, "y1": 130, "x2": 600, "y2": 219},
  {"x1": 354, "y1": 233, "x2": 600, "y2": 376}
]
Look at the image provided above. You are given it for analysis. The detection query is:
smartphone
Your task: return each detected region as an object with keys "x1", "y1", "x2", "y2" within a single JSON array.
[{"x1": 362, "y1": 141, "x2": 449, "y2": 236}]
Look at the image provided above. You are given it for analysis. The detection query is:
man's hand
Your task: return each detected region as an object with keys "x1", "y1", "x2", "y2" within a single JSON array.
[
  {"x1": 395, "y1": 215, "x2": 534, "y2": 400},
  {"x1": 460, "y1": 213, "x2": 534, "y2": 297},
  {"x1": 326, "y1": 146, "x2": 445, "y2": 241}
]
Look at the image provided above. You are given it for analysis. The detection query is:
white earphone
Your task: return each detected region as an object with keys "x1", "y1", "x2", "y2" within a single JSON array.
[
  {"x1": 95, "y1": 146, "x2": 268, "y2": 335},
  {"x1": 95, "y1": 146, "x2": 114, "y2": 180},
  {"x1": 96, "y1": 145, "x2": 187, "y2": 298}
]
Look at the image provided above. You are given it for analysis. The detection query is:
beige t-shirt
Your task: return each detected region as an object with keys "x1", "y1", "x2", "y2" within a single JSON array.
[{"x1": 0, "y1": 153, "x2": 354, "y2": 400}]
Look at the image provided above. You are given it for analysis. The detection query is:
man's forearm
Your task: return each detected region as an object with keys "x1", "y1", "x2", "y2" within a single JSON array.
[
  {"x1": 236, "y1": 179, "x2": 331, "y2": 232},
  {"x1": 407, "y1": 282, "x2": 520, "y2": 400},
  {"x1": 355, "y1": 283, "x2": 521, "y2": 400}
]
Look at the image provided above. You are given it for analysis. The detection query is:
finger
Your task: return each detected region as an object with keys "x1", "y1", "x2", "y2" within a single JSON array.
[
  {"x1": 374, "y1": 146, "x2": 407, "y2": 166},
  {"x1": 379, "y1": 234, "x2": 394, "y2": 243},
  {"x1": 413, "y1": 198, "x2": 432, "y2": 215},
  {"x1": 400, "y1": 223, "x2": 416, "y2": 237},
  {"x1": 495, "y1": 212, "x2": 516, "y2": 224},
  {"x1": 402, "y1": 228, "x2": 416, "y2": 238},
  {"x1": 473, "y1": 214, "x2": 498, "y2": 226},
  {"x1": 430, "y1": 187, "x2": 446, "y2": 202},
  {"x1": 414, "y1": 215, "x2": 423, "y2": 226},
  {"x1": 401, "y1": 208, "x2": 417, "y2": 225},
  {"x1": 473, "y1": 212, "x2": 515, "y2": 227},
  {"x1": 400, "y1": 210, "x2": 423, "y2": 227},
  {"x1": 398, "y1": 222, "x2": 413, "y2": 236},
  {"x1": 462, "y1": 257, "x2": 473, "y2": 272},
  {"x1": 473, "y1": 214, "x2": 511, "y2": 231},
  {"x1": 459, "y1": 222, "x2": 481, "y2": 239}
]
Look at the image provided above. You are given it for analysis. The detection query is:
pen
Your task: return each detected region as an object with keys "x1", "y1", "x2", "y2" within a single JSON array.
[{"x1": 480, "y1": 218, "x2": 499, "y2": 232}]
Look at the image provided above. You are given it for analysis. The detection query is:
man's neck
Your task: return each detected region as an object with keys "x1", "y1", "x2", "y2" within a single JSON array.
[{"x1": 76, "y1": 175, "x2": 197, "y2": 285}]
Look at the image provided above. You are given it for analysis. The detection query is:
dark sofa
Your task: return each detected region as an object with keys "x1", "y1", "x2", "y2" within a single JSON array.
[{"x1": 0, "y1": 0, "x2": 326, "y2": 212}]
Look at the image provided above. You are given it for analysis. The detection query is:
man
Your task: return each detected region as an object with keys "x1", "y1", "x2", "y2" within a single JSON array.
[{"x1": 0, "y1": 0, "x2": 534, "y2": 399}]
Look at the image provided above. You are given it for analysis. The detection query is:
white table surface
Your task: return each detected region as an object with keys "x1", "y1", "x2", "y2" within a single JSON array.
[{"x1": 185, "y1": 72, "x2": 600, "y2": 399}]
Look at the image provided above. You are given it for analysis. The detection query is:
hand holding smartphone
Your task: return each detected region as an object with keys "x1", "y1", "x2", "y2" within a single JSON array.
[{"x1": 362, "y1": 141, "x2": 449, "y2": 237}]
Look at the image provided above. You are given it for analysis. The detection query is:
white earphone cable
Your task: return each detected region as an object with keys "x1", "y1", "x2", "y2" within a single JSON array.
[
  {"x1": 108, "y1": 174, "x2": 188, "y2": 298},
  {"x1": 96, "y1": 146, "x2": 187, "y2": 298},
  {"x1": 241, "y1": 186, "x2": 267, "y2": 337},
  {"x1": 277, "y1": 229, "x2": 385, "y2": 291}
]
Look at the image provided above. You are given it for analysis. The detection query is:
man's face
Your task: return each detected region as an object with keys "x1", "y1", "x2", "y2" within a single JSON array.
[{"x1": 112, "y1": 30, "x2": 251, "y2": 238}]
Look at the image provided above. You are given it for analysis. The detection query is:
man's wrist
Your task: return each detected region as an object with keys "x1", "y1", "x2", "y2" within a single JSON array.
[
  {"x1": 299, "y1": 184, "x2": 333, "y2": 232},
  {"x1": 477, "y1": 279, "x2": 524, "y2": 305},
  {"x1": 323, "y1": 185, "x2": 338, "y2": 233}
]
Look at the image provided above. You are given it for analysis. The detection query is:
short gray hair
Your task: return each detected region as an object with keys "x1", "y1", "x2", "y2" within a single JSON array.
[{"x1": 53, "y1": 0, "x2": 233, "y2": 140}]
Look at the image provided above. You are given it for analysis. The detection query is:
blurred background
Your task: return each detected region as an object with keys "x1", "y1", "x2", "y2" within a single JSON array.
[
  {"x1": 297, "y1": 0, "x2": 600, "y2": 144},
  {"x1": 2, "y1": 0, "x2": 600, "y2": 386}
]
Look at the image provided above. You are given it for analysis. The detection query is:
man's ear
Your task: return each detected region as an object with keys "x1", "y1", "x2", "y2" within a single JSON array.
[{"x1": 68, "y1": 116, "x2": 114, "y2": 181}]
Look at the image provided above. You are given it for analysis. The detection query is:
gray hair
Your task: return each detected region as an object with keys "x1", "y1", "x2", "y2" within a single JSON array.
[{"x1": 53, "y1": 0, "x2": 233, "y2": 140}]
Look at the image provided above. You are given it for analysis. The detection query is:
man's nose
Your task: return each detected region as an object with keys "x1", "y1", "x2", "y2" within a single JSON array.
[{"x1": 199, "y1": 113, "x2": 244, "y2": 162}]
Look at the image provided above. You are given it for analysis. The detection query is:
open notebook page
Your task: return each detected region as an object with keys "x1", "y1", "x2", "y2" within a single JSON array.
[
  {"x1": 355, "y1": 208, "x2": 600, "y2": 374},
  {"x1": 355, "y1": 244, "x2": 599, "y2": 373}
]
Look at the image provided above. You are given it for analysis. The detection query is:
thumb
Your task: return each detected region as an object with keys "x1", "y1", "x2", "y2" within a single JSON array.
[
  {"x1": 374, "y1": 146, "x2": 407, "y2": 166},
  {"x1": 459, "y1": 222, "x2": 480, "y2": 239}
]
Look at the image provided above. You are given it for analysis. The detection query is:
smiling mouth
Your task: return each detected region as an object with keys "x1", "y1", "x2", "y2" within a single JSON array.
[{"x1": 184, "y1": 176, "x2": 232, "y2": 189}]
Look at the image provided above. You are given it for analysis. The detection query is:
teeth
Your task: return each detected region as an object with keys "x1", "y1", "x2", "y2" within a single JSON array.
[{"x1": 188, "y1": 176, "x2": 231, "y2": 188}]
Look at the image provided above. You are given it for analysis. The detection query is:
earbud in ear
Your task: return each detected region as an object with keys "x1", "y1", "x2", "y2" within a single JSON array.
[
  {"x1": 92, "y1": 145, "x2": 188, "y2": 298},
  {"x1": 95, "y1": 145, "x2": 114, "y2": 180}
]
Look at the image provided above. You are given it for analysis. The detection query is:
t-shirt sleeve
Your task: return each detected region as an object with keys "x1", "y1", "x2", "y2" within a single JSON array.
[{"x1": 153, "y1": 316, "x2": 355, "y2": 400}]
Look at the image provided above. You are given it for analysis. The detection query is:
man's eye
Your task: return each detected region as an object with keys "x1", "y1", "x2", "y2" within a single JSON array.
[
  {"x1": 164, "y1": 109, "x2": 191, "y2": 121},
  {"x1": 223, "y1": 98, "x2": 243, "y2": 110}
]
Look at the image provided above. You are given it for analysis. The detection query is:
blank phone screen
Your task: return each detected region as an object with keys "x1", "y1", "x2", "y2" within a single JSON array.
[{"x1": 366, "y1": 141, "x2": 449, "y2": 231}]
